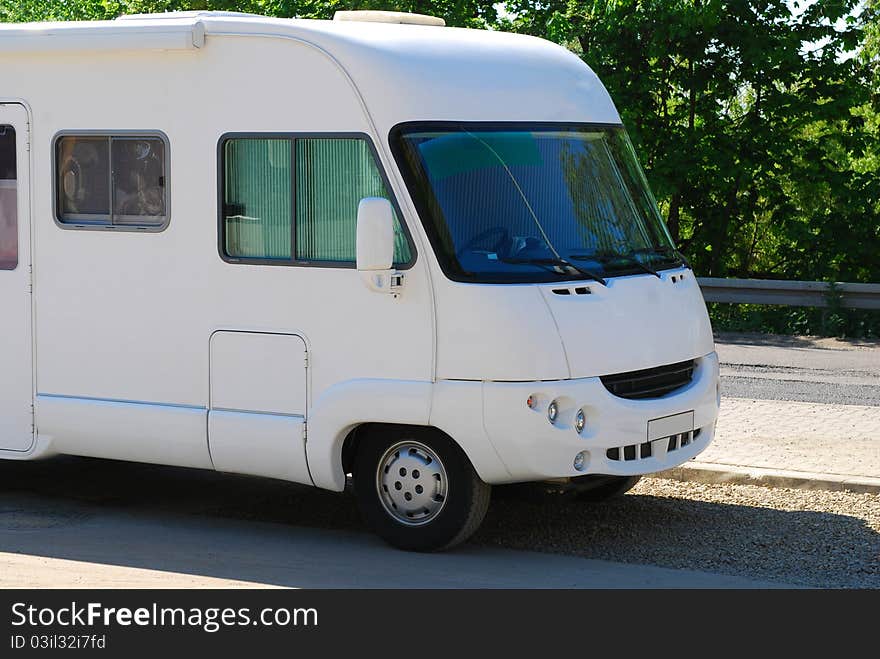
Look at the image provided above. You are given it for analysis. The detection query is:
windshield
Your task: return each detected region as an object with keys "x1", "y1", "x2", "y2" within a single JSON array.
[{"x1": 390, "y1": 123, "x2": 684, "y2": 284}]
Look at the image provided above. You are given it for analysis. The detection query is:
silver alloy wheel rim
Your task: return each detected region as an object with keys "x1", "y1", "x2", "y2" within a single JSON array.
[{"x1": 376, "y1": 440, "x2": 448, "y2": 526}]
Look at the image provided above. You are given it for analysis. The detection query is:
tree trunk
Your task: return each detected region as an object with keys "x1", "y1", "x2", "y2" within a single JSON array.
[
  {"x1": 667, "y1": 194, "x2": 681, "y2": 243},
  {"x1": 578, "y1": 35, "x2": 590, "y2": 57}
]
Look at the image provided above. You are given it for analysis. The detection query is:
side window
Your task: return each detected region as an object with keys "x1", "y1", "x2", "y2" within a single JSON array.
[
  {"x1": 55, "y1": 134, "x2": 168, "y2": 229},
  {"x1": 220, "y1": 135, "x2": 412, "y2": 265},
  {"x1": 0, "y1": 126, "x2": 16, "y2": 270}
]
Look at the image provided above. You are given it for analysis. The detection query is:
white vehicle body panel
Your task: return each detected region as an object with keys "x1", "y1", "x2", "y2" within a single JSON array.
[
  {"x1": 538, "y1": 269, "x2": 714, "y2": 379},
  {"x1": 36, "y1": 393, "x2": 211, "y2": 467},
  {"x1": 0, "y1": 13, "x2": 719, "y2": 493}
]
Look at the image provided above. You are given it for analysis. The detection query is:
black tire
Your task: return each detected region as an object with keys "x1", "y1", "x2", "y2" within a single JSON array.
[
  {"x1": 354, "y1": 427, "x2": 491, "y2": 552},
  {"x1": 572, "y1": 475, "x2": 642, "y2": 501}
]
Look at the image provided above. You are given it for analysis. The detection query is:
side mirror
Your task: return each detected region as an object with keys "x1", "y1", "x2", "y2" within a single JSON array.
[
  {"x1": 357, "y1": 198, "x2": 403, "y2": 296},
  {"x1": 357, "y1": 197, "x2": 395, "y2": 271}
]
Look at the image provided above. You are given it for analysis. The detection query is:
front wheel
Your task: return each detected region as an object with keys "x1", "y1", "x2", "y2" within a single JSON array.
[{"x1": 354, "y1": 427, "x2": 491, "y2": 552}]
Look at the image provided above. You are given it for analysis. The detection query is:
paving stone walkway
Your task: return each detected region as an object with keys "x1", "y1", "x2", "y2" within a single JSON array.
[{"x1": 699, "y1": 397, "x2": 880, "y2": 479}]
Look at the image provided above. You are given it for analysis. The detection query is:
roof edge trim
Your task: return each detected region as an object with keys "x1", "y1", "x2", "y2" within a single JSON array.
[{"x1": 0, "y1": 21, "x2": 205, "y2": 53}]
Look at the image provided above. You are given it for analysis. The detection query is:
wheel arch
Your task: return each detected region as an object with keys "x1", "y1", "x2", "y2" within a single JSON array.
[
  {"x1": 305, "y1": 379, "x2": 510, "y2": 491},
  {"x1": 342, "y1": 422, "x2": 461, "y2": 476}
]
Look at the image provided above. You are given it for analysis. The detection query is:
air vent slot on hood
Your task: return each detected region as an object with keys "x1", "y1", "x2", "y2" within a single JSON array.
[{"x1": 551, "y1": 286, "x2": 592, "y2": 296}]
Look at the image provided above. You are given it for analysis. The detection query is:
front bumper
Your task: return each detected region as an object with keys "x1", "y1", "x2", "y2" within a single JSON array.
[{"x1": 480, "y1": 351, "x2": 720, "y2": 483}]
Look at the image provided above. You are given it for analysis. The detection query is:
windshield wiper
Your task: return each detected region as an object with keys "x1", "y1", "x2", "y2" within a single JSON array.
[
  {"x1": 624, "y1": 258, "x2": 661, "y2": 278},
  {"x1": 500, "y1": 256, "x2": 607, "y2": 286},
  {"x1": 631, "y1": 246, "x2": 691, "y2": 269},
  {"x1": 568, "y1": 253, "x2": 660, "y2": 279}
]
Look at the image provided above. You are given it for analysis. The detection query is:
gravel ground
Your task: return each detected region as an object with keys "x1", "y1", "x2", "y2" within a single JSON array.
[
  {"x1": 1, "y1": 458, "x2": 877, "y2": 588},
  {"x1": 484, "y1": 478, "x2": 880, "y2": 588}
]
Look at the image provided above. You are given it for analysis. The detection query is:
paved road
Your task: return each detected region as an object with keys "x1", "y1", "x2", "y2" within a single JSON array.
[
  {"x1": 0, "y1": 493, "x2": 779, "y2": 589},
  {"x1": 715, "y1": 332, "x2": 880, "y2": 406}
]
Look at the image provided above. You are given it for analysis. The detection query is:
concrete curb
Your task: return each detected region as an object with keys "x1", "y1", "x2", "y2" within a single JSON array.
[{"x1": 657, "y1": 461, "x2": 880, "y2": 494}]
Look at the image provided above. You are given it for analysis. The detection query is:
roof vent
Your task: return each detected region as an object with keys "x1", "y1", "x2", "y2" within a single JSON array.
[{"x1": 333, "y1": 11, "x2": 446, "y2": 27}]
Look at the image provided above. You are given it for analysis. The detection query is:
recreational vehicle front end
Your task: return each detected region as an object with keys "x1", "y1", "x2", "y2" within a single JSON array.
[{"x1": 0, "y1": 11, "x2": 719, "y2": 551}]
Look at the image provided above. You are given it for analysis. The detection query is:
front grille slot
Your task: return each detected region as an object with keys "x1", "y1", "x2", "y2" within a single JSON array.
[
  {"x1": 606, "y1": 430, "x2": 697, "y2": 462},
  {"x1": 600, "y1": 360, "x2": 695, "y2": 400},
  {"x1": 667, "y1": 431, "x2": 694, "y2": 452}
]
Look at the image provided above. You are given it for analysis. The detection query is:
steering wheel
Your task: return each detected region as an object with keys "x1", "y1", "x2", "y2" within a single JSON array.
[{"x1": 456, "y1": 226, "x2": 511, "y2": 259}]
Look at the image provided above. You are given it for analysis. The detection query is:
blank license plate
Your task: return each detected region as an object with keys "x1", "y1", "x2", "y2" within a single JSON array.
[{"x1": 647, "y1": 411, "x2": 694, "y2": 441}]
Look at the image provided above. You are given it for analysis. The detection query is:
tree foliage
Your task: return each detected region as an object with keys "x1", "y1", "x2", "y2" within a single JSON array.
[{"x1": 2, "y1": 0, "x2": 878, "y2": 286}]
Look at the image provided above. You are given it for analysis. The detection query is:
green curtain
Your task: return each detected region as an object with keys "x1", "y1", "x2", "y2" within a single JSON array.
[
  {"x1": 223, "y1": 139, "x2": 292, "y2": 259},
  {"x1": 296, "y1": 138, "x2": 411, "y2": 264}
]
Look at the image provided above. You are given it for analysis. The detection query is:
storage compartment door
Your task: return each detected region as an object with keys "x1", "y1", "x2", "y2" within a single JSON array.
[{"x1": 208, "y1": 331, "x2": 310, "y2": 484}]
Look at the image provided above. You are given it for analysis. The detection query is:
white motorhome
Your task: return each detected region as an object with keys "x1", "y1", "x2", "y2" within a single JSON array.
[{"x1": 0, "y1": 11, "x2": 719, "y2": 551}]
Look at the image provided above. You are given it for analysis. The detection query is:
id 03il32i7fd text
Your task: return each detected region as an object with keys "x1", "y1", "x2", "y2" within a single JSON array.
[{"x1": 0, "y1": 10, "x2": 720, "y2": 550}]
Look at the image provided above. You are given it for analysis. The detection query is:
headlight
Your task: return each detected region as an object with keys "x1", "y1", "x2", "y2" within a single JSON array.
[
  {"x1": 575, "y1": 409, "x2": 586, "y2": 434},
  {"x1": 547, "y1": 400, "x2": 558, "y2": 423}
]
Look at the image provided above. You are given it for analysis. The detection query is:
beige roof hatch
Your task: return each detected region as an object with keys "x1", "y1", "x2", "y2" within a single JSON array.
[{"x1": 333, "y1": 11, "x2": 446, "y2": 27}]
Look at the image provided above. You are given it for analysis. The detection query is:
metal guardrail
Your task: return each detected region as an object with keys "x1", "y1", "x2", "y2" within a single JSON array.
[{"x1": 697, "y1": 277, "x2": 880, "y2": 310}]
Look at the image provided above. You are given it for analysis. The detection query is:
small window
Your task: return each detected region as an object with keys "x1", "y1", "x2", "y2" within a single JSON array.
[
  {"x1": 55, "y1": 134, "x2": 168, "y2": 229},
  {"x1": 0, "y1": 125, "x2": 17, "y2": 270},
  {"x1": 220, "y1": 135, "x2": 412, "y2": 266}
]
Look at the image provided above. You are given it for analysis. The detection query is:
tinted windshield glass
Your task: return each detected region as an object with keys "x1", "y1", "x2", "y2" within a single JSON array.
[{"x1": 391, "y1": 123, "x2": 683, "y2": 283}]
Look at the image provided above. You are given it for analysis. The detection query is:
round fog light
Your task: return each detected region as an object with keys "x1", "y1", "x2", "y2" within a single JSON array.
[
  {"x1": 573, "y1": 451, "x2": 588, "y2": 472},
  {"x1": 547, "y1": 400, "x2": 559, "y2": 423},
  {"x1": 575, "y1": 408, "x2": 586, "y2": 434}
]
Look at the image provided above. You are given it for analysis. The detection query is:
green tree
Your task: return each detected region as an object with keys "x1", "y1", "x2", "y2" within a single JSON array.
[{"x1": 865, "y1": 0, "x2": 879, "y2": 89}]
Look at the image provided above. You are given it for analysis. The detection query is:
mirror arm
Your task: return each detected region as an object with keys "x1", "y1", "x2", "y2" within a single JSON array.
[{"x1": 359, "y1": 269, "x2": 405, "y2": 298}]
